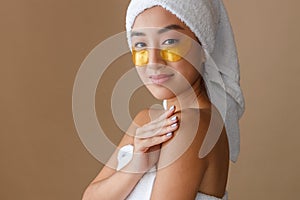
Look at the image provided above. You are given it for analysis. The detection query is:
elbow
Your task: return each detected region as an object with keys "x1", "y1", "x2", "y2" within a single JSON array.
[
  {"x1": 82, "y1": 185, "x2": 92, "y2": 200},
  {"x1": 82, "y1": 183, "x2": 98, "y2": 200},
  {"x1": 82, "y1": 182, "x2": 109, "y2": 200}
]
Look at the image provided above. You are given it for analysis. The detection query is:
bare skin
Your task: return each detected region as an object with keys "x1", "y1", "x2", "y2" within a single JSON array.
[{"x1": 82, "y1": 6, "x2": 229, "y2": 200}]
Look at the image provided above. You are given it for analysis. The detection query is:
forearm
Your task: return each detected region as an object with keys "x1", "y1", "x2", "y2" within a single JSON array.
[{"x1": 82, "y1": 159, "x2": 146, "y2": 200}]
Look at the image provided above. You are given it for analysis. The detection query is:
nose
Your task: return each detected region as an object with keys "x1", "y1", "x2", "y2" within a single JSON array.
[{"x1": 147, "y1": 48, "x2": 166, "y2": 68}]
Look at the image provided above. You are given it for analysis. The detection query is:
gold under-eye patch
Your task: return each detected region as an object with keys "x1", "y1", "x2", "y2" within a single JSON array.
[
  {"x1": 132, "y1": 37, "x2": 192, "y2": 67},
  {"x1": 132, "y1": 49, "x2": 149, "y2": 67}
]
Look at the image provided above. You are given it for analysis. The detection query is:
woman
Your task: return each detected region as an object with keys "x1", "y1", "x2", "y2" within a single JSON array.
[{"x1": 83, "y1": 0, "x2": 245, "y2": 199}]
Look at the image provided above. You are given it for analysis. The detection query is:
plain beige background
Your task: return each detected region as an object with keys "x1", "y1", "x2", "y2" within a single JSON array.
[{"x1": 1, "y1": 0, "x2": 299, "y2": 199}]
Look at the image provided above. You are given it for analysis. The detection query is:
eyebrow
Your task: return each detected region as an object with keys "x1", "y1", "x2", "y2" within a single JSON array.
[
  {"x1": 157, "y1": 24, "x2": 185, "y2": 34},
  {"x1": 131, "y1": 24, "x2": 185, "y2": 37}
]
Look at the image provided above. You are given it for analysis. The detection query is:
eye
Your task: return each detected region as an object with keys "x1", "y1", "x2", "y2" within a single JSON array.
[
  {"x1": 134, "y1": 42, "x2": 147, "y2": 49},
  {"x1": 162, "y1": 39, "x2": 179, "y2": 46}
]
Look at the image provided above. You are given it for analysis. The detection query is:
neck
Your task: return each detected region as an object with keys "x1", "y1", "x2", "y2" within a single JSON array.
[{"x1": 163, "y1": 77, "x2": 211, "y2": 111}]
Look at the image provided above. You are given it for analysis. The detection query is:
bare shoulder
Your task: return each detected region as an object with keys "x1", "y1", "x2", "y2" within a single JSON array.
[
  {"x1": 116, "y1": 108, "x2": 165, "y2": 146},
  {"x1": 133, "y1": 108, "x2": 165, "y2": 126},
  {"x1": 158, "y1": 108, "x2": 211, "y2": 167},
  {"x1": 151, "y1": 108, "x2": 213, "y2": 199},
  {"x1": 117, "y1": 108, "x2": 156, "y2": 144},
  {"x1": 132, "y1": 109, "x2": 151, "y2": 127},
  {"x1": 151, "y1": 107, "x2": 229, "y2": 199}
]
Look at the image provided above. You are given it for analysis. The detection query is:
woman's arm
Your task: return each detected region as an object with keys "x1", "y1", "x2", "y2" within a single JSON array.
[
  {"x1": 150, "y1": 108, "x2": 211, "y2": 200},
  {"x1": 82, "y1": 108, "x2": 179, "y2": 200},
  {"x1": 82, "y1": 159, "x2": 145, "y2": 200},
  {"x1": 81, "y1": 116, "x2": 141, "y2": 200},
  {"x1": 81, "y1": 131, "x2": 143, "y2": 200}
]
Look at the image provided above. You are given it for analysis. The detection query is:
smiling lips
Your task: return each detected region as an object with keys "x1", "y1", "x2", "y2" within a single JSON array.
[{"x1": 149, "y1": 74, "x2": 174, "y2": 84}]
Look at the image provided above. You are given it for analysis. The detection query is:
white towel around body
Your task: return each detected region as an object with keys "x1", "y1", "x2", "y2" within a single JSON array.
[{"x1": 117, "y1": 144, "x2": 228, "y2": 200}]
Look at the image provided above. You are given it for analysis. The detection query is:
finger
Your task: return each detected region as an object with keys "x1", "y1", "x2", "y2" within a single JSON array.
[
  {"x1": 151, "y1": 105, "x2": 176, "y2": 123},
  {"x1": 154, "y1": 115, "x2": 178, "y2": 129},
  {"x1": 140, "y1": 115, "x2": 178, "y2": 133},
  {"x1": 141, "y1": 105, "x2": 176, "y2": 132},
  {"x1": 142, "y1": 133, "x2": 174, "y2": 148},
  {"x1": 155, "y1": 122, "x2": 179, "y2": 136},
  {"x1": 137, "y1": 122, "x2": 179, "y2": 139}
]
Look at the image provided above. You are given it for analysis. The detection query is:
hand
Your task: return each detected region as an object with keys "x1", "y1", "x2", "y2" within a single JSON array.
[{"x1": 130, "y1": 106, "x2": 179, "y2": 173}]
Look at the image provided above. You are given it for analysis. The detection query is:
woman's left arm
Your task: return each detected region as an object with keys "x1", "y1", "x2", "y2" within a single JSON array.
[{"x1": 150, "y1": 109, "x2": 210, "y2": 200}]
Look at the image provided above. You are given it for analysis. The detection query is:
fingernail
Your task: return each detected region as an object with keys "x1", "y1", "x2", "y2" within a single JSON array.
[
  {"x1": 169, "y1": 105, "x2": 175, "y2": 111},
  {"x1": 171, "y1": 116, "x2": 177, "y2": 121},
  {"x1": 171, "y1": 123, "x2": 178, "y2": 128},
  {"x1": 166, "y1": 132, "x2": 173, "y2": 137}
]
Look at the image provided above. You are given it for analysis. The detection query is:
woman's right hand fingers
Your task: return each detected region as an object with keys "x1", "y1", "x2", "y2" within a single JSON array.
[
  {"x1": 138, "y1": 115, "x2": 178, "y2": 137},
  {"x1": 136, "y1": 105, "x2": 177, "y2": 135},
  {"x1": 134, "y1": 121, "x2": 178, "y2": 153},
  {"x1": 151, "y1": 105, "x2": 175, "y2": 124},
  {"x1": 131, "y1": 106, "x2": 179, "y2": 171},
  {"x1": 134, "y1": 106, "x2": 179, "y2": 152},
  {"x1": 137, "y1": 120, "x2": 178, "y2": 139},
  {"x1": 138, "y1": 131, "x2": 175, "y2": 150}
]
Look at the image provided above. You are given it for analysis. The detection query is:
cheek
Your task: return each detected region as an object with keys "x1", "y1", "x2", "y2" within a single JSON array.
[
  {"x1": 187, "y1": 67, "x2": 201, "y2": 82},
  {"x1": 172, "y1": 61, "x2": 200, "y2": 84},
  {"x1": 136, "y1": 67, "x2": 148, "y2": 82}
]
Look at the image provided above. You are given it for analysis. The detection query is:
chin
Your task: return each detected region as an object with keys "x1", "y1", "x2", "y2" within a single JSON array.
[{"x1": 146, "y1": 84, "x2": 175, "y2": 100}]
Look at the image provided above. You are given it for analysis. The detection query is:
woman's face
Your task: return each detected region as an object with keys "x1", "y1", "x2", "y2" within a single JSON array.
[{"x1": 131, "y1": 6, "x2": 205, "y2": 100}]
